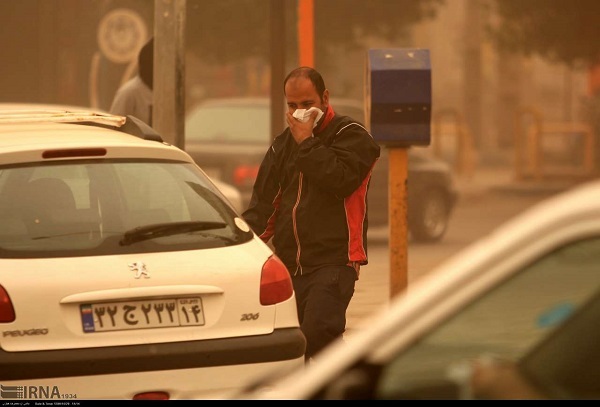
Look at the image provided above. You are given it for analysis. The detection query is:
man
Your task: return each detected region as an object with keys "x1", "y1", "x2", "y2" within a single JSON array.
[
  {"x1": 109, "y1": 37, "x2": 153, "y2": 125},
  {"x1": 243, "y1": 67, "x2": 381, "y2": 361}
]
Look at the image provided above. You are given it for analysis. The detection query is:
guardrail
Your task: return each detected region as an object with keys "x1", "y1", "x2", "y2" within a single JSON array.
[{"x1": 514, "y1": 106, "x2": 597, "y2": 180}]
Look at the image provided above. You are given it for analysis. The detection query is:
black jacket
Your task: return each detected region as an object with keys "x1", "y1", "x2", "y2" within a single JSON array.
[{"x1": 243, "y1": 106, "x2": 381, "y2": 275}]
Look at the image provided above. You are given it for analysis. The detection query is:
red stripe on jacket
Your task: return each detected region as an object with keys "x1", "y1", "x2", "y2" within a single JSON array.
[{"x1": 345, "y1": 164, "x2": 375, "y2": 264}]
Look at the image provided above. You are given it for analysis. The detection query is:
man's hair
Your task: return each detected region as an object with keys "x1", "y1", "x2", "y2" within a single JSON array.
[
  {"x1": 138, "y1": 37, "x2": 154, "y2": 90},
  {"x1": 283, "y1": 66, "x2": 326, "y2": 100}
]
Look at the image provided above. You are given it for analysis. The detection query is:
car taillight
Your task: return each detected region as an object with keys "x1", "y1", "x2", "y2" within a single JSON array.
[
  {"x1": 233, "y1": 164, "x2": 259, "y2": 188},
  {"x1": 260, "y1": 255, "x2": 293, "y2": 305},
  {"x1": 0, "y1": 285, "x2": 16, "y2": 322},
  {"x1": 132, "y1": 391, "x2": 170, "y2": 400}
]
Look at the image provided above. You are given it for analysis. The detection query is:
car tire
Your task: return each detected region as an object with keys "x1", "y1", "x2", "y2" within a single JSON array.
[{"x1": 409, "y1": 188, "x2": 450, "y2": 243}]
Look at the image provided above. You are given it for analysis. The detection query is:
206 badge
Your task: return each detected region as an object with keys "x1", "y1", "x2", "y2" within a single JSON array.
[{"x1": 129, "y1": 261, "x2": 150, "y2": 279}]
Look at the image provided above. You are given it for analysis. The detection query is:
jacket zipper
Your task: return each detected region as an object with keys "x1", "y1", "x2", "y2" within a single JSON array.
[{"x1": 292, "y1": 173, "x2": 303, "y2": 276}]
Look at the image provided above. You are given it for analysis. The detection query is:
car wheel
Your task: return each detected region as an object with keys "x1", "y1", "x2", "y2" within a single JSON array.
[{"x1": 409, "y1": 188, "x2": 450, "y2": 243}]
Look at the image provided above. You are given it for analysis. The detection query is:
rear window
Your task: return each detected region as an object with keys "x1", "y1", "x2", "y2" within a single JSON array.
[{"x1": 0, "y1": 159, "x2": 253, "y2": 258}]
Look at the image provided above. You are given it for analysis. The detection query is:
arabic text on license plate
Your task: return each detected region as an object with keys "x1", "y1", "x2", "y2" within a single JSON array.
[{"x1": 80, "y1": 297, "x2": 204, "y2": 333}]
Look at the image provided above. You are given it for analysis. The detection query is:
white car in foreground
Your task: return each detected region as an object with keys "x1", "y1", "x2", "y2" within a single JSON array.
[
  {"x1": 232, "y1": 179, "x2": 600, "y2": 400},
  {"x1": 0, "y1": 108, "x2": 305, "y2": 400}
]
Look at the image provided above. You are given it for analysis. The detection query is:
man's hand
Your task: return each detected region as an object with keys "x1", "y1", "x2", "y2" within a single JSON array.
[
  {"x1": 286, "y1": 109, "x2": 319, "y2": 144},
  {"x1": 351, "y1": 261, "x2": 360, "y2": 280}
]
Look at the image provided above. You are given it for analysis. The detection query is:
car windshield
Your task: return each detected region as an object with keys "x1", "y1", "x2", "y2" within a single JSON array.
[
  {"x1": 0, "y1": 159, "x2": 253, "y2": 258},
  {"x1": 185, "y1": 104, "x2": 270, "y2": 144}
]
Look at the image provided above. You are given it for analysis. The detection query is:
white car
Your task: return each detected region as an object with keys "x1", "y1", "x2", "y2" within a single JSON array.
[
  {"x1": 232, "y1": 179, "x2": 600, "y2": 400},
  {"x1": 0, "y1": 108, "x2": 305, "y2": 400}
]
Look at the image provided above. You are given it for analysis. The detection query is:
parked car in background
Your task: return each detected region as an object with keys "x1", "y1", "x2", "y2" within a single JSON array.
[
  {"x1": 0, "y1": 107, "x2": 305, "y2": 400},
  {"x1": 231, "y1": 178, "x2": 600, "y2": 400},
  {"x1": 184, "y1": 97, "x2": 457, "y2": 242}
]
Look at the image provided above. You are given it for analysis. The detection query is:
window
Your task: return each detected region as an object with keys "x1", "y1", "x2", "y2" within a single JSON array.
[
  {"x1": 375, "y1": 237, "x2": 600, "y2": 399},
  {"x1": 0, "y1": 160, "x2": 251, "y2": 257}
]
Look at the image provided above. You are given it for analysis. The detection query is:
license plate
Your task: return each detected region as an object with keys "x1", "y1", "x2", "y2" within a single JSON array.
[{"x1": 81, "y1": 297, "x2": 205, "y2": 333}]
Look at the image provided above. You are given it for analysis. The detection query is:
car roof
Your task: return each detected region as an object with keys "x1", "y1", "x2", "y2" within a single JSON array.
[
  {"x1": 0, "y1": 104, "x2": 123, "y2": 126},
  {"x1": 0, "y1": 102, "x2": 110, "y2": 112},
  {"x1": 0, "y1": 105, "x2": 192, "y2": 165}
]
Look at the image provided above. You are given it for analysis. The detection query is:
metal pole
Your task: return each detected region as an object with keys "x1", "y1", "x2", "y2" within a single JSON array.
[
  {"x1": 270, "y1": 0, "x2": 286, "y2": 141},
  {"x1": 297, "y1": 0, "x2": 314, "y2": 67},
  {"x1": 154, "y1": 0, "x2": 186, "y2": 149},
  {"x1": 389, "y1": 147, "x2": 409, "y2": 297}
]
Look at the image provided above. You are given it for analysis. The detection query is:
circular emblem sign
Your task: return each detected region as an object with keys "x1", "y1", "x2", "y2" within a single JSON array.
[{"x1": 97, "y1": 8, "x2": 148, "y2": 64}]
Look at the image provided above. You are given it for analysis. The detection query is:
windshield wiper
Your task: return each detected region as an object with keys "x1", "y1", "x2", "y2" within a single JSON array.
[{"x1": 119, "y1": 221, "x2": 227, "y2": 246}]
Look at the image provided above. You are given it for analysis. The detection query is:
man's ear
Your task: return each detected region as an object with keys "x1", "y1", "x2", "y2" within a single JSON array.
[{"x1": 322, "y1": 89, "x2": 330, "y2": 108}]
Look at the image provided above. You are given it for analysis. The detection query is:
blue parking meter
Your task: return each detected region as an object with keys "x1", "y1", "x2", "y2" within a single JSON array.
[{"x1": 367, "y1": 48, "x2": 431, "y2": 147}]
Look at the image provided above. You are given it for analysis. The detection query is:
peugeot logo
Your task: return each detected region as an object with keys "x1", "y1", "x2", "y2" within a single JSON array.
[{"x1": 129, "y1": 261, "x2": 150, "y2": 279}]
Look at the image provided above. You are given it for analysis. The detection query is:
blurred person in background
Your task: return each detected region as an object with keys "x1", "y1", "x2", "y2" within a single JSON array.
[
  {"x1": 243, "y1": 66, "x2": 381, "y2": 362},
  {"x1": 109, "y1": 37, "x2": 153, "y2": 126}
]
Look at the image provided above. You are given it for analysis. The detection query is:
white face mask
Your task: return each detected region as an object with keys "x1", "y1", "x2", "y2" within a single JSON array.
[{"x1": 292, "y1": 107, "x2": 324, "y2": 129}]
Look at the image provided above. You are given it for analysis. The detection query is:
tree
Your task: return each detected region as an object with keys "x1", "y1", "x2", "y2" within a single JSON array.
[
  {"x1": 186, "y1": 0, "x2": 444, "y2": 64},
  {"x1": 314, "y1": 0, "x2": 443, "y2": 49},
  {"x1": 486, "y1": 0, "x2": 600, "y2": 67},
  {"x1": 486, "y1": 0, "x2": 600, "y2": 167},
  {"x1": 186, "y1": 0, "x2": 274, "y2": 64}
]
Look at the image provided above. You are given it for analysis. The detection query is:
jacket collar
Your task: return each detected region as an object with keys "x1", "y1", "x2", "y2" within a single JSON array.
[{"x1": 314, "y1": 104, "x2": 335, "y2": 135}]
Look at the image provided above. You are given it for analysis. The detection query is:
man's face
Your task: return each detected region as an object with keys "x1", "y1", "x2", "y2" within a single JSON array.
[{"x1": 284, "y1": 76, "x2": 329, "y2": 115}]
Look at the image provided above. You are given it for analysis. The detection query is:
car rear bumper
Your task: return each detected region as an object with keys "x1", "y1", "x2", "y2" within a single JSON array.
[{"x1": 0, "y1": 327, "x2": 306, "y2": 380}]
